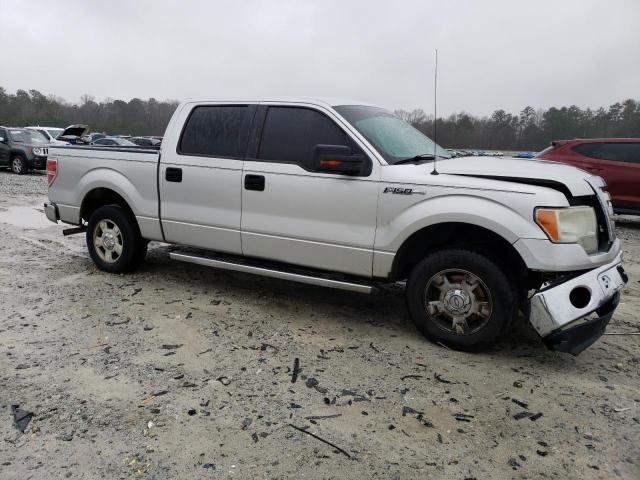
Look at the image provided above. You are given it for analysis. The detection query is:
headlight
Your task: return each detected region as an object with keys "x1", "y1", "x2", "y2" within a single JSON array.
[
  {"x1": 535, "y1": 206, "x2": 598, "y2": 254},
  {"x1": 32, "y1": 147, "x2": 42, "y2": 155}
]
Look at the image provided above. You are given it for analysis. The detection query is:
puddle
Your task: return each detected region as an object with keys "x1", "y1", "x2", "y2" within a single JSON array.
[{"x1": 0, "y1": 204, "x2": 56, "y2": 229}]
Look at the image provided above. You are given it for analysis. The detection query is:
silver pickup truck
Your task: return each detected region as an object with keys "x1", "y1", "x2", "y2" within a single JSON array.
[{"x1": 44, "y1": 98, "x2": 628, "y2": 354}]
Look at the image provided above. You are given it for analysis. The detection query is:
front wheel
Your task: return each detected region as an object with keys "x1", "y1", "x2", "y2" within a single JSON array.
[
  {"x1": 86, "y1": 205, "x2": 145, "y2": 273},
  {"x1": 11, "y1": 156, "x2": 26, "y2": 174},
  {"x1": 407, "y1": 248, "x2": 517, "y2": 351}
]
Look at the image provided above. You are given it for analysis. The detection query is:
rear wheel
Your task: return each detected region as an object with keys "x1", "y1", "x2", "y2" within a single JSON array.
[
  {"x1": 11, "y1": 155, "x2": 26, "y2": 174},
  {"x1": 407, "y1": 248, "x2": 517, "y2": 351},
  {"x1": 86, "y1": 205, "x2": 145, "y2": 273}
]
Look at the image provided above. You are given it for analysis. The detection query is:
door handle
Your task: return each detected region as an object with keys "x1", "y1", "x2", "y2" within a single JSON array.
[
  {"x1": 244, "y1": 174, "x2": 265, "y2": 191},
  {"x1": 165, "y1": 167, "x2": 182, "y2": 182}
]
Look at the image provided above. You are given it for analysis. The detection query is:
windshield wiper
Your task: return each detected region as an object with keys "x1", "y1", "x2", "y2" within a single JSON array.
[{"x1": 394, "y1": 153, "x2": 437, "y2": 165}]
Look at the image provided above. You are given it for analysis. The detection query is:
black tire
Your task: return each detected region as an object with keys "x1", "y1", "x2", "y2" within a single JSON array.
[
  {"x1": 86, "y1": 205, "x2": 144, "y2": 273},
  {"x1": 11, "y1": 155, "x2": 27, "y2": 175},
  {"x1": 407, "y1": 248, "x2": 517, "y2": 351}
]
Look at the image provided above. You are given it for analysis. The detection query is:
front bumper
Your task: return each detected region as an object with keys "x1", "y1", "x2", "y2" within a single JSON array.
[
  {"x1": 44, "y1": 202, "x2": 59, "y2": 224},
  {"x1": 28, "y1": 156, "x2": 47, "y2": 170},
  {"x1": 529, "y1": 253, "x2": 627, "y2": 355}
]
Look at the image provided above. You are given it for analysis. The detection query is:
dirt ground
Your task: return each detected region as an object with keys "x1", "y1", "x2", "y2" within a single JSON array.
[{"x1": 0, "y1": 171, "x2": 638, "y2": 480}]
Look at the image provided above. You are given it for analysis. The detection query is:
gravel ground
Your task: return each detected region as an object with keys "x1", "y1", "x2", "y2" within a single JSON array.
[{"x1": 0, "y1": 171, "x2": 639, "y2": 480}]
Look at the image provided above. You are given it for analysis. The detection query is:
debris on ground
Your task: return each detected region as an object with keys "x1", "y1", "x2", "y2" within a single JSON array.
[
  {"x1": 434, "y1": 373, "x2": 452, "y2": 384},
  {"x1": 11, "y1": 405, "x2": 33, "y2": 432},
  {"x1": 288, "y1": 424, "x2": 352, "y2": 459},
  {"x1": 291, "y1": 358, "x2": 301, "y2": 383}
]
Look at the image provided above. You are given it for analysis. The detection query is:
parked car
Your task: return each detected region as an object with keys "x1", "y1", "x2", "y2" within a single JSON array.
[
  {"x1": 91, "y1": 137, "x2": 137, "y2": 147},
  {"x1": 26, "y1": 126, "x2": 67, "y2": 145},
  {"x1": 44, "y1": 98, "x2": 627, "y2": 354},
  {"x1": 83, "y1": 133, "x2": 107, "y2": 144},
  {"x1": 536, "y1": 138, "x2": 640, "y2": 215},
  {"x1": 130, "y1": 136, "x2": 161, "y2": 147},
  {"x1": 0, "y1": 126, "x2": 49, "y2": 174}
]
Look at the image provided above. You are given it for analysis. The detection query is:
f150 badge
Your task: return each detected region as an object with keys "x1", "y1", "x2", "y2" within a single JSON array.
[{"x1": 383, "y1": 186, "x2": 425, "y2": 195}]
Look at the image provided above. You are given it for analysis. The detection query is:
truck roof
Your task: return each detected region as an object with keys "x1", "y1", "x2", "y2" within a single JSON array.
[{"x1": 181, "y1": 96, "x2": 380, "y2": 109}]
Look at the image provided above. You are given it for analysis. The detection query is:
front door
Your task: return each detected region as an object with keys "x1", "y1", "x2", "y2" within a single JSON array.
[
  {"x1": 159, "y1": 103, "x2": 256, "y2": 254},
  {"x1": 241, "y1": 104, "x2": 379, "y2": 277}
]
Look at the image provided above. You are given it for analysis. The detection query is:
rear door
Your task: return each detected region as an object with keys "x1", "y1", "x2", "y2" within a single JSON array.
[
  {"x1": 241, "y1": 103, "x2": 379, "y2": 277},
  {"x1": 159, "y1": 103, "x2": 256, "y2": 254},
  {"x1": 575, "y1": 142, "x2": 640, "y2": 209}
]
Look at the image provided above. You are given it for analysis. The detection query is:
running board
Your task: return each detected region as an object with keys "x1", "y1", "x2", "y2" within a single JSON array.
[{"x1": 170, "y1": 252, "x2": 374, "y2": 294}]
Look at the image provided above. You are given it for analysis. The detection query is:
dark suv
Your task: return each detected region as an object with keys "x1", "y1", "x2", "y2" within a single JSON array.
[
  {"x1": 536, "y1": 138, "x2": 640, "y2": 215},
  {"x1": 0, "y1": 127, "x2": 50, "y2": 174}
]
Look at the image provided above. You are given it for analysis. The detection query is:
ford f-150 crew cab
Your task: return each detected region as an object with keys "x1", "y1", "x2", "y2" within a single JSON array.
[{"x1": 44, "y1": 98, "x2": 628, "y2": 354}]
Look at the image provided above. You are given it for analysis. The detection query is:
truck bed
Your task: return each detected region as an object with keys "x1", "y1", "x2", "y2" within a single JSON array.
[{"x1": 47, "y1": 145, "x2": 163, "y2": 241}]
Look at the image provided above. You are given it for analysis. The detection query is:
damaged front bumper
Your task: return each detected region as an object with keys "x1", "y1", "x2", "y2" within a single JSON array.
[{"x1": 529, "y1": 253, "x2": 628, "y2": 355}]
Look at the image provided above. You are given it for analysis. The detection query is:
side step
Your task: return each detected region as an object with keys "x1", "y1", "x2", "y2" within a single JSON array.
[{"x1": 170, "y1": 251, "x2": 375, "y2": 294}]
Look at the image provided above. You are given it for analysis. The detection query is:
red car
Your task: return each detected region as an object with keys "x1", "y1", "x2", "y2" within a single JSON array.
[{"x1": 536, "y1": 138, "x2": 640, "y2": 215}]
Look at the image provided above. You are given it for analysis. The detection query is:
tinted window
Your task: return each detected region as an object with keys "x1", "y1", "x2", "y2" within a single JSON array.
[
  {"x1": 573, "y1": 142, "x2": 640, "y2": 163},
  {"x1": 258, "y1": 107, "x2": 353, "y2": 169},
  {"x1": 180, "y1": 105, "x2": 252, "y2": 158}
]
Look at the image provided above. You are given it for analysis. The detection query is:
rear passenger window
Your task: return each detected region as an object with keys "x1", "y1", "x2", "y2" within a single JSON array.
[
  {"x1": 257, "y1": 107, "x2": 356, "y2": 170},
  {"x1": 572, "y1": 143, "x2": 600, "y2": 157},
  {"x1": 179, "y1": 105, "x2": 252, "y2": 158},
  {"x1": 573, "y1": 142, "x2": 640, "y2": 163}
]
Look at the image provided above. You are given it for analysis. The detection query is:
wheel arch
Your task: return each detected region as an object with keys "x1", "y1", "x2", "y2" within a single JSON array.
[
  {"x1": 81, "y1": 187, "x2": 137, "y2": 225},
  {"x1": 10, "y1": 149, "x2": 27, "y2": 158},
  {"x1": 388, "y1": 222, "x2": 530, "y2": 289}
]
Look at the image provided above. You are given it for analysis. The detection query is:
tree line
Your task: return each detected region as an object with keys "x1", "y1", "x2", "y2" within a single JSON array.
[
  {"x1": 0, "y1": 87, "x2": 178, "y2": 137},
  {"x1": 1, "y1": 87, "x2": 638, "y2": 150},
  {"x1": 396, "y1": 99, "x2": 640, "y2": 151}
]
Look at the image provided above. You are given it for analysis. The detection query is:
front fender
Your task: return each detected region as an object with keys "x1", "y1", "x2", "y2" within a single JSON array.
[{"x1": 372, "y1": 194, "x2": 546, "y2": 277}]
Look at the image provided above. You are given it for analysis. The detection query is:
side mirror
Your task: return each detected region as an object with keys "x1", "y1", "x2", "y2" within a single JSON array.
[
  {"x1": 313, "y1": 144, "x2": 365, "y2": 175},
  {"x1": 0, "y1": 136, "x2": 6, "y2": 143}
]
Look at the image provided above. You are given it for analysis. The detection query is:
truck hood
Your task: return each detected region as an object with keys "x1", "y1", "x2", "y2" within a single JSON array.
[{"x1": 436, "y1": 156, "x2": 596, "y2": 197}]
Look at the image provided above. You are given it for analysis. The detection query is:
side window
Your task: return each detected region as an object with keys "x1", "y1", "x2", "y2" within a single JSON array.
[
  {"x1": 596, "y1": 143, "x2": 640, "y2": 163},
  {"x1": 179, "y1": 105, "x2": 252, "y2": 158},
  {"x1": 257, "y1": 107, "x2": 361, "y2": 170},
  {"x1": 626, "y1": 143, "x2": 640, "y2": 163},
  {"x1": 574, "y1": 142, "x2": 640, "y2": 163},
  {"x1": 572, "y1": 143, "x2": 599, "y2": 157}
]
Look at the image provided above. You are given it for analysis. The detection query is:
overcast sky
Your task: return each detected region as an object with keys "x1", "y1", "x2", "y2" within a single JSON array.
[{"x1": 1, "y1": 0, "x2": 638, "y2": 116}]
